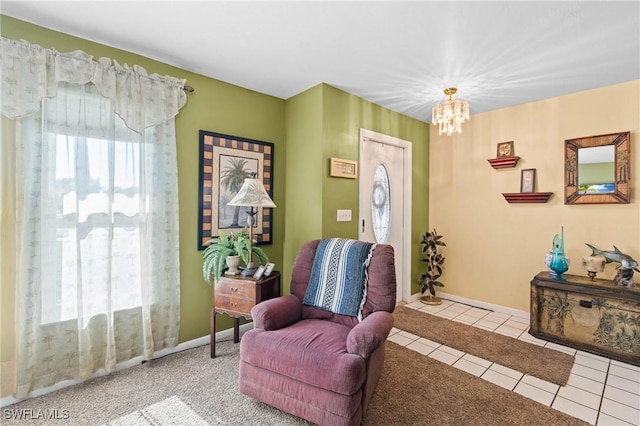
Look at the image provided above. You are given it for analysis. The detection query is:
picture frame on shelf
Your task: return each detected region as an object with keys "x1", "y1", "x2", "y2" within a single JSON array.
[
  {"x1": 264, "y1": 262, "x2": 275, "y2": 276},
  {"x1": 521, "y1": 168, "x2": 536, "y2": 193},
  {"x1": 253, "y1": 265, "x2": 266, "y2": 280},
  {"x1": 197, "y1": 130, "x2": 274, "y2": 250},
  {"x1": 497, "y1": 141, "x2": 514, "y2": 158}
]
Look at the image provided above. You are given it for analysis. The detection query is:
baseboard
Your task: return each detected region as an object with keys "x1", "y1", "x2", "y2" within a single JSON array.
[
  {"x1": 409, "y1": 291, "x2": 529, "y2": 319},
  {"x1": 0, "y1": 323, "x2": 253, "y2": 407}
]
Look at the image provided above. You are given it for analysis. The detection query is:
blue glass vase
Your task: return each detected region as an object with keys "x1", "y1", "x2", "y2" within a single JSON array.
[{"x1": 549, "y1": 226, "x2": 569, "y2": 280}]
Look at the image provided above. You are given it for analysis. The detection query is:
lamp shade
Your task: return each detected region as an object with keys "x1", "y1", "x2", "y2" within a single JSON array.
[{"x1": 227, "y1": 178, "x2": 276, "y2": 208}]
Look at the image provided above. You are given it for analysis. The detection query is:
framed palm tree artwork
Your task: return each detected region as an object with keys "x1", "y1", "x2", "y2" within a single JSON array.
[{"x1": 198, "y1": 130, "x2": 274, "y2": 250}]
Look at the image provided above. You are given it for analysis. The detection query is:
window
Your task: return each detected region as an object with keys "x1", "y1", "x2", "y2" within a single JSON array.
[
  {"x1": 371, "y1": 163, "x2": 391, "y2": 244},
  {"x1": 42, "y1": 134, "x2": 144, "y2": 324},
  {"x1": 38, "y1": 89, "x2": 146, "y2": 323},
  {"x1": 5, "y1": 36, "x2": 183, "y2": 397}
]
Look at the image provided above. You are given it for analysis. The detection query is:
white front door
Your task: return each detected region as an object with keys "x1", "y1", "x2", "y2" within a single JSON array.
[{"x1": 358, "y1": 129, "x2": 412, "y2": 303}]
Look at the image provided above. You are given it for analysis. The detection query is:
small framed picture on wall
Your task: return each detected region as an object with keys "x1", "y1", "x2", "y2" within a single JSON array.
[
  {"x1": 496, "y1": 141, "x2": 514, "y2": 158},
  {"x1": 330, "y1": 158, "x2": 358, "y2": 179},
  {"x1": 521, "y1": 168, "x2": 536, "y2": 193}
]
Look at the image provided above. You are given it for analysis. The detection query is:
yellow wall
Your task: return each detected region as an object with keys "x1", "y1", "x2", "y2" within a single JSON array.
[{"x1": 429, "y1": 80, "x2": 640, "y2": 312}]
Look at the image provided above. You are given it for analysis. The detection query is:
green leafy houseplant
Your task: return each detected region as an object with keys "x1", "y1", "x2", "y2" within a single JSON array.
[
  {"x1": 419, "y1": 229, "x2": 446, "y2": 298},
  {"x1": 202, "y1": 229, "x2": 269, "y2": 284}
]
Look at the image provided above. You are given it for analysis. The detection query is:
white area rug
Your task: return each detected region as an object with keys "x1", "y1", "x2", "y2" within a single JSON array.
[{"x1": 104, "y1": 395, "x2": 222, "y2": 426}]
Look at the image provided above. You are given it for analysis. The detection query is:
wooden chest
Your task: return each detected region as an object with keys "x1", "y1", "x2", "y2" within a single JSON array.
[{"x1": 530, "y1": 271, "x2": 640, "y2": 366}]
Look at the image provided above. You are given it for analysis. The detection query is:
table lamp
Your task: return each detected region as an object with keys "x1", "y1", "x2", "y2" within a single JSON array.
[{"x1": 227, "y1": 177, "x2": 276, "y2": 276}]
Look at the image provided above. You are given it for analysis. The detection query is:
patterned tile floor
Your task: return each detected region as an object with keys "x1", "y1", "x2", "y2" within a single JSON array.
[{"x1": 390, "y1": 299, "x2": 640, "y2": 426}]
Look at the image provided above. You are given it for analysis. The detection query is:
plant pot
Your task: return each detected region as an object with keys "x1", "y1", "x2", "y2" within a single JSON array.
[
  {"x1": 225, "y1": 255, "x2": 242, "y2": 276},
  {"x1": 419, "y1": 295, "x2": 442, "y2": 305}
]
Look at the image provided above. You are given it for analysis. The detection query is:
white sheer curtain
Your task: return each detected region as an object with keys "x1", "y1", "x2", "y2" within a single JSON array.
[{"x1": 1, "y1": 37, "x2": 185, "y2": 398}]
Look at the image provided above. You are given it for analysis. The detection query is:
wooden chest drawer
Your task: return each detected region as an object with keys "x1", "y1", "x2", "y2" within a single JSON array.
[
  {"x1": 211, "y1": 272, "x2": 281, "y2": 358},
  {"x1": 214, "y1": 294, "x2": 255, "y2": 315},
  {"x1": 215, "y1": 279, "x2": 255, "y2": 299},
  {"x1": 530, "y1": 271, "x2": 640, "y2": 366}
]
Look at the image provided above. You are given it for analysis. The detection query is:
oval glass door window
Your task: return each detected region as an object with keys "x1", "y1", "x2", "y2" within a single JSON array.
[{"x1": 371, "y1": 164, "x2": 391, "y2": 243}]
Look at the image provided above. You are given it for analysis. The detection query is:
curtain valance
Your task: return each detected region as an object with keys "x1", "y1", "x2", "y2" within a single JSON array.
[{"x1": 1, "y1": 36, "x2": 187, "y2": 132}]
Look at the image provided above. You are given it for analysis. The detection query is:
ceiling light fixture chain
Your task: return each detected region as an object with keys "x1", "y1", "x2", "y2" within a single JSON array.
[{"x1": 432, "y1": 87, "x2": 470, "y2": 136}]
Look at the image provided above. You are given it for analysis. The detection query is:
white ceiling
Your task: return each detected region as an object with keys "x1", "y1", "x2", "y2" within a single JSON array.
[{"x1": 2, "y1": 1, "x2": 639, "y2": 123}]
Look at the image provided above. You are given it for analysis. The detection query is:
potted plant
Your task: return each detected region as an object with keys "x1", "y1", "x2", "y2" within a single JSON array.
[
  {"x1": 202, "y1": 229, "x2": 269, "y2": 284},
  {"x1": 419, "y1": 228, "x2": 446, "y2": 305}
]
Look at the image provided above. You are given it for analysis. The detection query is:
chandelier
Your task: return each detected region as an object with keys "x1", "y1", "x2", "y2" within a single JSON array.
[{"x1": 432, "y1": 88, "x2": 469, "y2": 136}]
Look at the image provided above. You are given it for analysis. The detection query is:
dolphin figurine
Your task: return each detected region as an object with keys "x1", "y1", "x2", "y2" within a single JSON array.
[{"x1": 585, "y1": 243, "x2": 640, "y2": 272}]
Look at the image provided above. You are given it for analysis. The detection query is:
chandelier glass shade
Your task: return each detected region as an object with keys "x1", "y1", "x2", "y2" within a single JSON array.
[{"x1": 432, "y1": 88, "x2": 469, "y2": 136}]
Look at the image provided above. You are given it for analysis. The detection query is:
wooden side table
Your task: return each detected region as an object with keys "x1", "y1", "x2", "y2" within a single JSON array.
[{"x1": 211, "y1": 271, "x2": 280, "y2": 358}]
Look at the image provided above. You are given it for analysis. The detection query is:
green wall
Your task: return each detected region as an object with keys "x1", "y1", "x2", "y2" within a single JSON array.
[
  {"x1": 0, "y1": 15, "x2": 286, "y2": 349},
  {"x1": 1, "y1": 15, "x2": 430, "y2": 397},
  {"x1": 578, "y1": 162, "x2": 615, "y2": 186},
  {"x1": 283, "y1": 84, "x2": 430, "y2": 293},
  {"x1": 282, "y1": 86, "x2": 325, "y2": 289}
]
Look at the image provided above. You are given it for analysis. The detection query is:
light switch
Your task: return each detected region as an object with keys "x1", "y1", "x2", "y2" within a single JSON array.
[{"x1": 337, "y1": 209, "x2": 352, "y2": 222}]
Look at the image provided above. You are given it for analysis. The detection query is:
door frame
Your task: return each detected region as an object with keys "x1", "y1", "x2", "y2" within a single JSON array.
[{"x1": 359, "y1": 128, "x2": 412, "y2": 303}]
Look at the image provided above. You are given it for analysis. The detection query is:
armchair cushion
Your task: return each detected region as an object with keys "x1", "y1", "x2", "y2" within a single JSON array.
[
  {"x1": 251, "y1": 295, "x2": 302, "y2": 330},
  {"x1": 241, "y1": 319, "x2": 366, "y2": 395},
  {"x1": 346, "y1": 311, "x2": 394, "y2": 358}
]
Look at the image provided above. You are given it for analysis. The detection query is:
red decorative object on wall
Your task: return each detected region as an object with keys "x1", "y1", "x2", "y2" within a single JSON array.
[
  {"x1": 488, "y1": 156, "x2": 520, "y2": 169},
  {"x1": 502, "y1": 192, "x2": 553, "y2": 203}
]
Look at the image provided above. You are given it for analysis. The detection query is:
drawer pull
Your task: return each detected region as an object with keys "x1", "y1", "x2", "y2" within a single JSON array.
[
  {"x1": 579, "y1": 300, "x2": 593, "y2": 308},
  {"x1": 231, "y1": 287, "x2": 240, "y2": 292},
  {"x1": 230, "y1": 302, "x2": 238, "y2": 307}
]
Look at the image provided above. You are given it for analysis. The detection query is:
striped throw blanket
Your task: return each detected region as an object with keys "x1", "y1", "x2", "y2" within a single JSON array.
[{"x1": 302, "y1": 238, "x2": 376, "y2": 320}]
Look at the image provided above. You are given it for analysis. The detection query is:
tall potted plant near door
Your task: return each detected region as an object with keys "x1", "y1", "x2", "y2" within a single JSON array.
[{"x1": 419, "y1": 229, "x2": 446, "y2": 305}]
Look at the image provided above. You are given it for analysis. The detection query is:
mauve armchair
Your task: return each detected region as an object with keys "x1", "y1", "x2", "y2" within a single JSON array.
[{"x1": 239, "y1": 239, "x2": 396, "y2": 426}]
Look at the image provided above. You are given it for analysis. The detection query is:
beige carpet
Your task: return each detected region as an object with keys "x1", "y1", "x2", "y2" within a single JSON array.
[
  {"x1": 2, "y1": 338, "x2": 589, "y2": 426},
  {"x1": 102, "y1": 396, "x2": 217, "y2": 426},
  {"x1": 1, "y1": 340, "x2": 309, "y2": 426},
  {"x1": 393, "y1": 306, "x2": 574, "y2": 385}
]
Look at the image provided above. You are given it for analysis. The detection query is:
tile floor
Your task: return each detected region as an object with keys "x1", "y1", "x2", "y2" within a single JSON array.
[{"x1": 389, "y1": 299, "x2": 640, "y2": 426}]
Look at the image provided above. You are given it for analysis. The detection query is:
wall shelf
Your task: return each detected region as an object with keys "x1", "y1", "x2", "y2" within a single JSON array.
[
  {"x1": 502, "y1": 192, "x2": 553, "y2": 203},
  {"x1": 488, "y1": 156, "x2": 520, "y2": 169}
]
